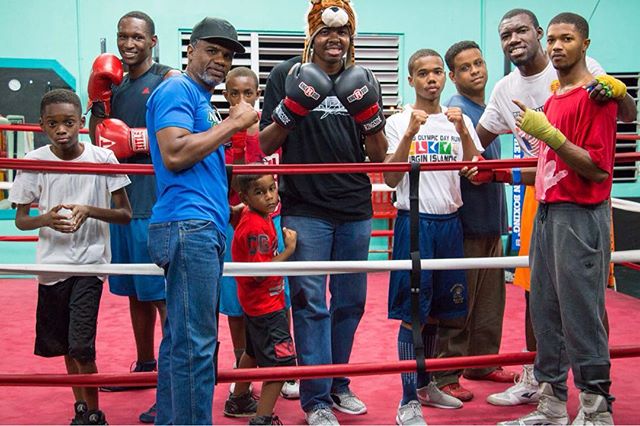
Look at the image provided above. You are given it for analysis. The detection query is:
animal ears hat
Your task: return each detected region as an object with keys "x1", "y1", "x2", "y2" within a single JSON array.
[{"x1": 302, "y1": 0, "x2": 357, "y2": 66}]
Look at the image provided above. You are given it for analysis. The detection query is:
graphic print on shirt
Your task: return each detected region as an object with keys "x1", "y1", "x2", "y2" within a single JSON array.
[
  {"x1": 247, "y1": 232, "x2": 283, "y2": 296},
  {"x1": 315, "y1": 95, "x2": 349, "y2": 120},
  {"x1": 409, "y1": 131, "x2": 461, "y2": 163},
  {"x1": 207, "y1": 109, "x2": 222, "y2": 128},
  {"x1": 511, "y1": 106, "x2": 544, "y2": 156},
  {"x1": 537, "y1": 145, "x2": 568, "y2": 201}
]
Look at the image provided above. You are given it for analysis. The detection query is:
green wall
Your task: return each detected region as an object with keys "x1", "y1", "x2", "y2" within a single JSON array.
[
  {"x1": 1, "y1": 0, "x2": 638, "y2": 197},
  {"x1": 4, "y1": 0, "x2": 639, "y2": 105}
]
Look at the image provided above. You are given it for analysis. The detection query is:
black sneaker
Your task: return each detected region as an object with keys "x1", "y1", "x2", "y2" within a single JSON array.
[
  {"x1": 70, "y1": 401, "x2": 87, "y2": 425},
  {"x1": 100, "y1": 360, "x2": 157, "y2": 392},
  {"x1": 223, "y1": 391, "x2": 258, "y2": 418},
  {"x1": 138, "y1": 402, "x2": 156, "y2": 424},
  {"x1": 249, "y1": 415, "x2": 283, "y2": 425},
  {"x1": 85, "y1": 410, "x2": 108, "y2": 425}
]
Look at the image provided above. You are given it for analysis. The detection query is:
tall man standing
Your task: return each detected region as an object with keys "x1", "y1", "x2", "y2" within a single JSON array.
[
  {"x1": 146, "y1": 17, "x2": 257, "y2": 425},
  {"x1": 432, "y1": 41, "x2": 513, "y2": 403},
  {"x1": 501, "y1": 12, "x2": 621, "y2": 424},
  {"x1": 475, "y1": 8, "x2": 636, "y2": 407},
  {"x1": 87, "y1": 12, "x2": 179, "y2": 423},
  {"x1": 259, "y1": 1, "x2": 388, "y2": 424}
]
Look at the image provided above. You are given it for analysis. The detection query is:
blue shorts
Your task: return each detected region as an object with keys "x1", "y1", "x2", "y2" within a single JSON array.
[
  {"x1": 220, "y1": 215, "x2": 291, "y2": 317},
  {"x1": 108, "y1": 218, "x2": 166, "y2": 302},
  {"x1": 388, "y1": 210, "x2": 467, "y2": 324}
]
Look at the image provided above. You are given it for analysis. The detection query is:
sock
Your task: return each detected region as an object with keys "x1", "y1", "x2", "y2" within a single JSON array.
[
  {"x1": 398, "y1": 325, "x2": 418, "y2": 405},
  {"x1": 417, "y1": 323, "x2": 438, "y2": 388}
]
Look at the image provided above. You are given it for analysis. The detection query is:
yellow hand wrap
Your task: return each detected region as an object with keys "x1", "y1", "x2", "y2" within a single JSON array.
[
  {"x1": 519, "y1": 108, "x2": 566, "y2": 150},
  {"x1": 594, "y1": 75, "x2": 627, "y2": 99}
]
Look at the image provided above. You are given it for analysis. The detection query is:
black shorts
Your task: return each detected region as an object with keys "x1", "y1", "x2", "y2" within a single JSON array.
[
  {"x1": 244, "y1": 309, "x2": 296, "y2": 367},
  {"x1": 35, "y1": 276, "x2": 103, "y2": 362}
]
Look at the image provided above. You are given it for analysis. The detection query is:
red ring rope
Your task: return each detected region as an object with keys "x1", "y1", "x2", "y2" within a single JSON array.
[
  {"x1": 0, "y1": 236, "x2": 38, "y2": 242},
  {"x1": 1, "y1": 153, "x2": 640, "y2": 176},
  {"x1": 2, "y1": 123, "x2": 638, "y2": 140},
  {"x1": 621, "y1": 262, "x2": 640, "y2": 272},
  {"x1": 0, "y1": 233, "x2": 393, "y2": 241},
  {"x1": 0, "y1": 346, "x2": 638, "y2": 387},
  {"x1": 0, "y1": 124, "x2": 90, "y2": 134}
]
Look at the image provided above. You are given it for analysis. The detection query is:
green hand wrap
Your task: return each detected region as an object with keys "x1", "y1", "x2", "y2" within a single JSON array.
[
  {"x1": 519, "y1": 109, "x2": 566, "y2": 150},
  {"x1": 594, "y1": 75, "x2": 627, "y2": 100}
]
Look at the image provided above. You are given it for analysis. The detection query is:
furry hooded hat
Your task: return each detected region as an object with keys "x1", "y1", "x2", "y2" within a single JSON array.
[{"x1": 302, "y1": 0, "x2": 357, "y2": 66}]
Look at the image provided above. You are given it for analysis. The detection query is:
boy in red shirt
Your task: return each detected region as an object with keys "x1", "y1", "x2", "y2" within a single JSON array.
[
  {"x1": 498, "y1": 12, "x2": 623, "y2": 425},
  {"x1": 225, "y1": 172, "x2": 297, "y2": 425}
]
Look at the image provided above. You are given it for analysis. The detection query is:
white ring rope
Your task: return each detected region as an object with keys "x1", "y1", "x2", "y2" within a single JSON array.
[
  {"x1": 2, "y1": 180, "x2": 639, "y2": 210},
  {"x1": 1, "y1": 250, "x2": 639, "y2": 278},
  {"x1": 611, "y1": 197, "x2": 640, "y2": 213}
]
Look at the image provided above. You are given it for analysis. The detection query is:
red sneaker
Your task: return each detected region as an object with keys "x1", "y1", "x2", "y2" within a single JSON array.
[
  {"x1": 439, "y1": 383, "x2": 473, "y2": 402},
  {"x1": 464, "y1": 367, "x2": 519, "y2": 383}
]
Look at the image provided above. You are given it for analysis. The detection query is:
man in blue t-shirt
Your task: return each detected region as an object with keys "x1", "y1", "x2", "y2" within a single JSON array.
[
  {"x1": 432, "y1": 41, "x2": 513, "y2": 402},
  {"x1": 145, "y1": 17, "x2": 258, "y2": 425}
]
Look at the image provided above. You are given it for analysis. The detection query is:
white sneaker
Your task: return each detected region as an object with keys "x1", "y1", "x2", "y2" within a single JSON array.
[
  {"x1": 396, "y1": 400, "x2": 427, "y2": 425},
  {"x1": 331, "y1": 390, "x2": 367, "y2": 415},
  {"x1": 305, "y1": 407, "x2": 340, "y2": 426},
  {"x1": 280, "y1": 380, "x2": 300, "y2": 399},
  {"x1": 487, "y1": 364, "x2": 539, "y2": 406},
  {"x1": 416, "y1": 381, "x2": 463, "y2": 409},
  {"x1": 498, "y1": 383, "x2": 569, "y2": 426},
  {"x1": 572, "y1": 392, "x2": 613, "y2": 425}
]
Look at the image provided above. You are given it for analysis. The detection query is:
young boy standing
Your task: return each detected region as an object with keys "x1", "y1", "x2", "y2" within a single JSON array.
[
  {"x1": 221, "y1": 67, "x2": 299, "y2": 403},
  {"x1": 9, "y1": 89, "x2": 131, "y2": 424},
  {"x1": 383, "y1": 49, "x2": 483, "y2": 425},
  {"x1": 225, "y1": 172, "x2": 297, "y2": 425}
]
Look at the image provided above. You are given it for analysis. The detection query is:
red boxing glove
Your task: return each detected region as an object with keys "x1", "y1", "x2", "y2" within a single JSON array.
[
  {"x1": 95, "y1": 118, "x2": 148, "y2": 159},
  {"x1": 470, "y1": 156, "x2": 513, "y2": 184},
  {"x1": 230, "y1": 131, "x2": 247, "y2": 163},
  {"x1": 87, "y1": 54, "x2": 124, "y2": 117}
]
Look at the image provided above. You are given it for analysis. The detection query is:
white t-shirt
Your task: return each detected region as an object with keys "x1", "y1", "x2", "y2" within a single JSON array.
[
  {"x1": 386, "y1": 105, "x2": 484, "y2": 214},
  {"x1": 9, "y1": 143, "x2": 130, "y2": 285},
  {"x1": 479, "y1": 57, "x2": 605, "y2": 157}
]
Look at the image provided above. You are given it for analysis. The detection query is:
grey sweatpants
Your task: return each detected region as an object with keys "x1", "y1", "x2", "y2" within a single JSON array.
[{"x1": 530, "y1": 202, "x2": 613, "y2": 408}]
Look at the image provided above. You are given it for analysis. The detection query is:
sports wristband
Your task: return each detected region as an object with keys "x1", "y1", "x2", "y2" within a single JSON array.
[{"x1": 512, "y1": 168, "x2": 522, "y2": 185}]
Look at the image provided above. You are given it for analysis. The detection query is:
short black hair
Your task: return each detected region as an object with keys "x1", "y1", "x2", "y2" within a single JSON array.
[
  {"x1": 445, "y1": 40, "x2": 481, "y2": 71},
  {"x1": 548, "y1": 12, "x2": 589, "y2": 39},
  {"x1": 118, "y1": 11, "x2": 155, "y2": 36},
  {"x1": 500, "y1": 8, "x2": 540, "y2": 29},
  {"x1": 408, "y1": 49, "x2": 443, "y2": 75},
  {"x1": 40, "y1": 89, "x2": 82, "y2": 116},
  {"x1": 226, "y1": 67, "x2": 259, "y2": 88},
  {"x1": 236, "y1": 171, "x2": 268, "y2": 194}
]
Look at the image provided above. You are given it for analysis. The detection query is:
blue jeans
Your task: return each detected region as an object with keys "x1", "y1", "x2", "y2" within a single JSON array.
[
  {"x1": 147, "y1": 220, "x2": 225, "y2": 425},
  {"x1": 282, "y1": 215, "x2": 371, "y2": 412}
]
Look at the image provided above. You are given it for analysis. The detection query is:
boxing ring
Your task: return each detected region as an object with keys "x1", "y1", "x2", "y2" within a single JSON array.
[{"x1": 1, "y1": 127, "x2": 640, "y2": 424}]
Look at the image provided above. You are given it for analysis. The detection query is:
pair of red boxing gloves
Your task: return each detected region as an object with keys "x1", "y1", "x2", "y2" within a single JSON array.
[
  {"x1": 87, "y1": 53, "x2": 149, "y2": 159},
  {"x1": 272, "y1": 62, "x2": 386, "y2": 135}
]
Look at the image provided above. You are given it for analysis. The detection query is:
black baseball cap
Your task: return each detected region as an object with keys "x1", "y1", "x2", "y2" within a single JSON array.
[{"x1": 190, "y1": 17, "x2": 245, "y2": 54}]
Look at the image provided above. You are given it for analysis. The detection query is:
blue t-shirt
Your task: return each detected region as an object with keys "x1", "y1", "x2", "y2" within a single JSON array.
[
  {"x1": 146, "y1": 74, "x2": 229, "y2": 233},
  {"x1": 445, "y1": 94, "x2": 507, "y2": 237}
]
